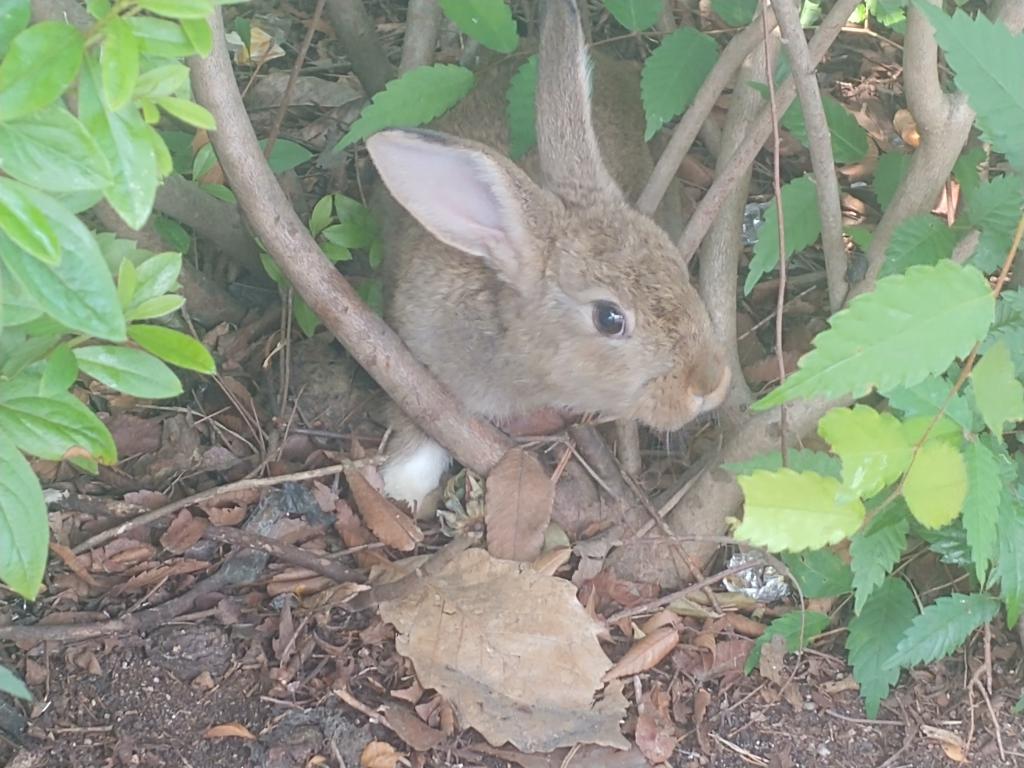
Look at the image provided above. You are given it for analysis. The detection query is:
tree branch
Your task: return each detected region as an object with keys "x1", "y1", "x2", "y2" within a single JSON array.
[
  {"x1": 324, "y1": 0, "x2": 395, "y2": 95},
  {"x1": 399, "y1": 0, "x2": 441, "y2": 73}
]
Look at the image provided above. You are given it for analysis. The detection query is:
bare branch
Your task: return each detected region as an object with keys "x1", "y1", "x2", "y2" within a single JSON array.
[
  {"x1": 324, "y1": 0, "x2": 395, "y2": 95},
  {"x1": 400, "y1": 0, "x2": 442, "y2": 73}
]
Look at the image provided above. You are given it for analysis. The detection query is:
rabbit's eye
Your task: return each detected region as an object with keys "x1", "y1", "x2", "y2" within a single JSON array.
[{"x1": 592, "y1": 301, "x2": 627, "y2": 337}]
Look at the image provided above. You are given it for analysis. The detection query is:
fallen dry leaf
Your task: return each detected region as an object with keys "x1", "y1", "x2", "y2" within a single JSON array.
[
  {"x1": 204, "y1": 722, "x2": 257, "y2": 740},
  {"x1": 921, "y1": 724, "x2": 968, "y2": 763},
  {"x1": 634, "y1": 685, "x2": 678, "y2": 764},
  {"x1": 603, "y1": 627, "x2": 680, "y2": 682},
  {"x1": 360, "y1": 740, "x2": 408, "y2": 768},
  {"x1": 160, "y1": 509, "x2": 209, "y2": 554},
  {"x1": 378, "y1": 547, "x2": 629, "y2": 752},
  {"x1": 381, "y1": 704, "x2": 445, "y2": 752},
  {"x1": 346, "y1": 468, "x2": 423, "y2": 552},
  {"x1": 485, "y1": 448, "x2": 553, "y2": 562}
]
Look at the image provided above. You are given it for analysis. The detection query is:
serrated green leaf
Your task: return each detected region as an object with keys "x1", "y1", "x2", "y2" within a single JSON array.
[
  {"x1": 0, "y1": 391, "x2": 116, "y2": 463},
  {"x1": 885, "y1": 592, "x2": 999, "y2": 670},
  {"x1": 818, "y1": 405, "x2": 912, "y2": 499},
  {"x1": 179, "y1": 18, "x2": 213, "y2": 56},
  {"x1": 780, "y1": 549, "x2": 852, "y2": 598},
  {"x1": 850, "y1": 503, "x2": 909, "y2": 614},
  {"x1": 641, "y1": 27, "x2": 718, "y2": 140},
  {"x1": 0, "y1": 22, "x2": 83, "y2": 121},
  {"x1": 125, "y1": 294, "x2": 185, "y2": 321},
  {"x1": 39, "y1": 344, "x2": 78, "y2": 395},
  {"x1": 0, "y1": 0, "x2": 31, "y2": 57},
  {"x1": 899, "y1": 413, "x2": 963, "y2": 447},
  {"x1": 881, "y1": 214, "x2": 956, "y2": 277},
  {"x1": 968, "y1": 228, "x2": 1015, "y2": 274},
  {"x1": 736, "y1": 469, "x2": 866, "y2": 552},
  {"x1": 873, "y1": 151, "x2": 911, "y2": 210},
  {"x1": 100, "y1": 17, "x2": 138, "y2": 110},
  {"x1": 966, "y1": 175, "x2": 1024, "y2": 235},
  {"x1": 846, "y1": 578, "x2": 915, "y2": 718},
  {"x1": 133, "y1": 251, "x2": 182, "y2": 305},
  {"x1": 75, "y1": 345, "x2": 183, "y2": 398},
  {"x1": 996, "y1": 498, "x2": 1024, "y2": 625},
  {"x1": 438, "y1": 0, "x2": 517, "y2": 52},
  {"x1": 603, "y1": 0, "x2": 663, "y2": 31},
  {"x1": 961, "y1": 440, "x2": 1002, "y2": 583},
  {"x1": 506, "y1": 55, "x2": 537, "y2": 160},
  {"x1": 915, "y1": 519, "x2": 973, "y2": 567},
  {"x1": 0, "y1": 178, "x2": 59, "y2": 264},
  {"x1": 971, "y1": 340, "x2": 1024, "y2": 439},
  {"x1": 903, "y1": 441, "x2": 967, "y2": 529},
  {"x1": 128, "y1": 325, "x2": 215, "y2": 374},
  {"x1": 711, "y1": 0, "x2": 757, "y2": 26},
  {"x1": 722, "y1": 448, "x2": 841, "y2": 479},
  {"x1": 136, "y1": 0, "x2": 214, "y2": 19},
  {"x1": 126, "y1": 17, "x2": 198, "y2": 58},
  {"x1": 915, "y1": 3, "x2": 1024, "y2": 171},
  {"x1": 781, "y1": 94, "x2": 868, "y2": 164},
  {"x1": 0, "y1": 665, "x2": 31, "y2": 701},
  {"x1": 744, "y1": 175, "x2": 822, "y2": 294},
  {"x1": 882, "y1": 375, "x2": 975, "y2": 431},
  {"x1": 156, "y1": 96, "x2": 216, "y2": 130},
  {"x1": 0, "y1": 105, "x2": 112, "y2": 193},
  {"x1": 954, "y1": 145, "x2": 986, "y2": 202},
  {"x1": 0, "y1": 435, "x2": 47, "y2": 600},
  {"x1": 745, "y1": 611, "x2": 829, "y2": 674},
  {"x1": 337, "y1": 64, "x2": 475, "y2": 151},
  {"x1": 754, "y1": 262, "x2": 995, "y2": 410}
]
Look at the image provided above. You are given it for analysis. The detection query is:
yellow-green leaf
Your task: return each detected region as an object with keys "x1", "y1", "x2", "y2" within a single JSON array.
[
  {"x1": 128, "y1": 324, "x2": 216, "y2": 374},
  {"x1": 818, "y1": 405, "x2": 912, "y2": 498},
  {"x1": 971, "y1": 340, "x2": 1024, "y2": 439},
  {"x1": 902, "y1": 441, "x2": 967, "y2": 529}
]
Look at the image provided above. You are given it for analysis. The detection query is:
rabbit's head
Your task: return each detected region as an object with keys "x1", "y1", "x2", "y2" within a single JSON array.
[{"x1": 366, "y1": 0, "x2": 729, "y2": 432}]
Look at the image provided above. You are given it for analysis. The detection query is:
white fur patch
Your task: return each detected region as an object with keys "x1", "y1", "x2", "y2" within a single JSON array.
[{"x1": 381, "y1": 439, "x2": 451, "y2": 508}]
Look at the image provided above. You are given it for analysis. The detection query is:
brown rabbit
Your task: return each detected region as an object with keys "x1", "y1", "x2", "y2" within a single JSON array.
[{"x1": 365, "y1": 0, "x2": 730, "y2": 507}]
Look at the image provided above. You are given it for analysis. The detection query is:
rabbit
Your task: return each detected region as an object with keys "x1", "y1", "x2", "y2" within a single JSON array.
[{"x1": 364, "y1": 0, "x2": 731, "y2": 508}]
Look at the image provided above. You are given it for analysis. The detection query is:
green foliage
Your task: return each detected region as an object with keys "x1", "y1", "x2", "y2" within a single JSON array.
[
  {"x1": 902, "y1": 442, "x2": 968, "y2": 529},
  {"x1": 722, "y1": 448, "x2": 841, "y2": 479},
  {"x1": 0, "y1": 664, "x2": 31, "y2": 701},
  {"x1": 640, "y1": 27, "x2": 719, "y2": 140},
  {"x1": 885, "y1": 593, "x2": 999, "y2": 670},
  {"x1": 744, "y1": 611, "x2": 829, "y2": 674},
  {"x1": 960, "y1": 440, "x2": 1002, "y2": 583},
  {"x1": 711, "y1": 0, "x2": 757, "y2": 26},
  {"x1": 744, "y1": 175, "x2": 822, "y2": 294},
  {"x1": 883, "y1": 376, "x2": 975, "y2": 431},
  {"x1": 996, "y1": 498, "x2": 1024, "y2": 625},
  {"x1": 873, "y1": 152, "x2": 911, "y2": 210},
  {"x1": 439, "y1": 0, "x2": 518, "y2": 53},
  {"x1": 850, "y1": 505, "x2": 910, "y2": 614},
  {"x1": 970, "y1": 341, "x2": 1024, "y2": 439},
  {"x1": 781, "y1": 93, "x2": 868, "y2": 164},
  {"x1": 602, "y1": 0, "x2": 663, "y2": 31},
  {"x1": 781, "y1": 549, "x2": 852, "y2": 598},
  {"x1": 880, "y1": 214, "x2": 956, "y2": 277},
  {"x1": 506, "y1": 56, "x2": 537, "y2": 160},
  {"x1": 818, "y1": 405, "x2": 911, "y2": 499},
  {"x1": 0, "y1": 435, "x2": 48, "y2": 598}
]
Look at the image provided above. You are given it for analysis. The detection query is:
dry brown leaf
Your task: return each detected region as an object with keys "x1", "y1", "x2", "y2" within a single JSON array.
[
  {"x1": 921, "y1": 725, "x2": 968, "y2": 763},
  {"x1": 484, "y1": 448, "x2": 553, "y2": 562},
  {"x1": 759, "y1": 634, "x2": 787, "y2": 686},
  {"x1": 360, "y1": 741, "x2": 408, "y2": 768},
  {"x1": 603, "y1": 626, "x2": 680, "y2": 682},
  {"x1": 160, "y1": 509, "x2": 209, "y2": 554},
  {"x1": 893, "y1": 108, "x2": 920, "y2": 148},
  {"x1": 381, "y1": 704, "x2": 445, "y2": 752},
  {"x1": 204, "y1": 722, "x2": 257, "y2": 740},
  {"x1": 531, "y1": 547, "x2": 571, "y2": 576},
  {"x1": 346, "y1": 468, "x2": 423, "y2": 552},
  {"x1": 637, "y1": 609, "x2": 677, "y2": 636},
  {"x1": 634, "y1": 685, "x2": 678, "y2": 764},
  {"x1": 378, "y1": 547, "x2": 628, "y2": 752},
  {"x1": 49, "y1": 543, "x2": 100, "y2": 588}
]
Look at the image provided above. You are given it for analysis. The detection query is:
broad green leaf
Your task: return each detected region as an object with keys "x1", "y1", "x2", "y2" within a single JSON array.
[
  {"x1": 0, "y1": 105, "x2": 112, "y2": 192},
  {"x1": 136, "y1": 0, "x2": 215, "y2": 19},
  {"x1": 134, "y1": 63, "x2": 191, "y2": 99},
  {"x1": 846, "y1": 578, "x2": 916, "y2": 718},
  {"x1": 179, "y1": 18, "x2": 213, "y2": 57},
  {"x1": 438, "y1": 0, "x2": 518, "y2": 53},
  {"x1": 754, "y1": 262, "x2": 995, "y2": 410},
  {"x1": 882, "y1": 375, "x2": 975, "y2": 431},
  {"x1": 128, "y1": 325, "x2": 216, "y2": 374},
  {"x1": 0, "y1": 0, "x2": 31, "y2": 56},
  {"x1": 126, "y1": 17, "x2": 198, "y2": 58},
  {"x1": 156, "y1": 96, "x2": 216, "y2": 130},
  {"x1": 0, "y1": 232, "x2": 126, "y2": 342},
  {"x1": 506, "y1": 55, "x2": 537, "y2": 160},
  {"x1": 74, "y1": 345, "x2": 183, "y2": 398},
  {"x1": 722, "y1": 448, "x2": 841, "y2": 479},
  {"x1": 818, "y1": 405, "x2": 912, "y2": 499},
  {"x1": 903, "y1": 441, "x2": 967, "y2": 529},
  {"x1": 744, "y1": 611, "x2": 829, "y2": 673},
  {"x1": 100, "y1": 17, "x2": 139, "y2": 110},
  {"x1": 744, "y1": 175, "x2": 822, "y2": 294},
  {"x1": 996, "y1": 499, "x2": 1024, "y2": 625},
  {"x1": 0, "y1": 435, "x2": 47, "y2": 600},
  {"x1": 125, "y1": 294, "x2": 185, "y2": 321},
  {"x1": 603, "y1": 0, "x2": 662, "y2": 31},
  {"x1": 961, "y1": 440, "x2": 1002, "y2": 583},
  {"x1": 873, "y1": 151, "x2": 911, "y2": 210},
  {"x1": 781, "y1": 94, "x2": 868, "y2": 164},
  {"x1": 736, "y1": 469, "x2": 866, "y2": 552},
  {"x1": 866, "y1": 0, "x2": 905, "y2": 27},
  {"x1": 971, "y1": 340, "x2": 1024, "y2": 438},
  {"x1": 965, "y1": 175, "x2": 1024, "y2": 235},
  {"x1": 0, "y1": 391, "x2": 116, "y2": 463},
  {"x1": 881, "y1": 214, "x2": 956, "y2": 277},
  {"x1": 850, "y1": 504, "x2": 909, "y2": 614},
  {"x1": 0, "y1": 22, "x2": 83, "y2": 121},
  {"x1": 885, "y1": 593, "x2": 999, "y2": 670},
  {"x1": 968, "y1": 228, "x2": 1015, "y2": 274},
  {"x1": 337, "y1": 64, "x2": 475, "y2": 151},
  {"x1": 293, "y1": 295, "x2": 319, "y2": 337},
  {"x1": 117, "y1": 255, "x2": 137, "y2": 307},
  {"x1": 953, "y1": 145, "x2": 986, "y2": 203},
  {"x1": 0, "y1": 178, "x2": 59, "y2": 264},
  {"x1": 711, "y1": 0, "x2": 757, "y2": 26},
  {"x1": 0, "y1": 665, "x2": 30, "y2": 701},
  {"x1": 309, "y1": 195, "x2": 333, "y2": 237},
  {"x1": 899, "y1": 413, "x2": 963, "y2": 447},
  {"x1": 641, "y1": 27, "x2": 719, "y2": 140},
  {"x1": 133, "y1": 252, "x2": 182, "y2": 304},
  {"x1": 780, "y1": 549, "x2": 852, "y2": 598},
  {"x1": 916, "y1": 3, "x2": 1024, "y2": 171},
  {"x1": 321, "y1": 242, "x2": 351, "y2": 263},
  {"x1": 261, "y1": 138, "x2": 313, "y2": 173},
  {"x1": 39, "y1": 344, "x2": 78, "y2": 395}
]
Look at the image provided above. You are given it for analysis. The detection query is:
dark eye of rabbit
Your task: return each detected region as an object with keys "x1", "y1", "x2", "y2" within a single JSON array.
[{"x1": 592, "y1": 301, "x2": 627, "y2": 337}]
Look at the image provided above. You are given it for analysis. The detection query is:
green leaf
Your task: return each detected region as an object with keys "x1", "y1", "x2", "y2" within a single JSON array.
[
  {"x1": 641, "y1": 27, "x2": 719, "y2": 140},
  {"x1": 953, "y1": 145, "x2": 986, "y2": 202},
  {"x1": 850, "y1": 503, "x2": 909, "y2": 614},
  {"x1": 881, "y1": 214, "x2": 956, "y2": 277},
  {"x1": 136, "y1": 0, "x2": 214, "y2": 19},
  {"x1": 293, "y1": 294, "x2": 320, "y2": 337},
  {"x1": 961, "y1": 440, "x2": 1002, "y2": 583},
  {"x1": 74, "y1": 345, "x2": 183, "y2": 398},
  {"x1": 873, "y1": 151, "x2": 911, "y2": 210},
  {"x1": 261, "y1": 138, "x2": 312, "y2": 173},
  {"x1": 309, "y1": 195, "x2": 333, "y2": 237},
  {"x1": 134, "y1": 63, "x2": 191, "y2": 99},
  {"x1": 0, "y1": 435, "x2": 48, "y2": 600},
  {"x1": 781, "y1": 94, "x2": 868, "y2": 164},
  {"x1": 179, "y1": 18, "x2": 213, "y2": 57},
  {"x1": 916, "y1": 519, "x2": 973, "y2": 567},
  {"x1": 736, "y1": 469, "x2": 866, "y2": 552},
  {"x1": 506, "y1": 55, "x2": 537, "y2": 160},
  {"x1": 39, "y1": 344, "x2": 78, "y2": 395},
  {"x1": 438, "y1": 0, "x2": 518, "y2": 53},
  {"x1": 126, "y1": 17, "x2": 199, "y2": 58},
  {"x1": 915, "y1": 3, "x2": 1024, "y2": 171},
  {"x1": 885, "y1": 592, "x2": 999, "y2": 670},
  {"x1": 711, "y1": 0, "x2": 757, "y2": 26},
  {"x1": 780, "y1": 549, "x2": 852, "y2": 598},
  {"x1": 744, "y1": 175, "x2": 822, "y2": 294},
  {"x1": 603, "y1": 0, "x2": 663, "y2": 31},
  {"x1": 968, "y1": 228, "x2": 1016, "y2": 274},
  {"x1": 100, "y1": 17, "x2": 139, "y2": 110},
  {"x1": 125, "y1": 294, "x2": 185, "y2": 321},
  {"x1": 818, "y1": 405, "x2": 912, "y2": 499},
  {"x1": 846, "y1": 578, "x2": 916, "y2": 718},
  {"x1": 336, "y1": 64, "x2": 475, "y2": 151},
  {"x1": 133, "y1": 251, "x2": 182, "y2": 305},
  {"x1": 722, "y1": 448, "x2": 841, "y2": 479},
  {"x1": 971, "y1": 340, "x2": 1024, "y2": 438},
  {"x1": 882, "y1": 375, "x2": 975, "y2": 431},
  {"x1": 0, "y1": 390, "x2": 116, "y2": 463},
  {"x1": 0, "y1": 665, "x2": 31, "y2": 701},
  {"x1": 744, "y1": 611, "x2": 829, "y2": 674},
  {"x1": 965, "y1": 175, "x2": 1024, "y2": 235},
  {"x1": 128, "y1": 325, "x2": 215, "y2": 374},
  {"x1": 754, "y1": 262, "x2": 995, "y2": 410},
  {"x1": 0, "y1": 22, "x2": 83, "y2": 121},
  {"x1": 156, "y1": 96, "x2": 216, "y2": 130},
  {"x1": 0, "y1": 105, "x2": 112, "y2": 192},
  {"x1": 0, "y1": 0, "x2": 31, "y2": 57},
  {"x1": 996, "y1": 498, "x2": 1024, "y2": 625},
  {"x1": 0, "y1": 178, "x2": 59, "y2": 264},
  {"x1": 899, "y1": 413, "x2": 963, "y2": 447},
  {"x1": 903, "y1": 441, "x2": 967, "y2": 529}
]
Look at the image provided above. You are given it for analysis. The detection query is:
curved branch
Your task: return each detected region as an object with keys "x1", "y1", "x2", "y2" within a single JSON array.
[
  {"x1": 190, "y1": 10, "x2": 512, "y2": 474},
  {"x1": 399, "y1": 0, "x2": 442, "y2": 73},
  {"x1": 324, "y1": 0, "x2": 395, "y2": 95}
]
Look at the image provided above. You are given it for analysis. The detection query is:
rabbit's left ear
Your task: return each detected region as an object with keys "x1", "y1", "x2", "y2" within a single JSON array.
[{"x1": 366, "y1": 128, "x2": 544, "y2": 289}]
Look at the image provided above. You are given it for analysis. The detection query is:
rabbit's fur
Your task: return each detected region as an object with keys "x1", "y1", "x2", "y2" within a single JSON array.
[{"x1": 366, "y1": 0, "x2": 730, "y2": 507}]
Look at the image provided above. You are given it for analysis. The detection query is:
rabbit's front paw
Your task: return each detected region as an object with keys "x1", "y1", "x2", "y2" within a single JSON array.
[{"x1": 381, "y1": 438, "x2": 451, "y2": 508}]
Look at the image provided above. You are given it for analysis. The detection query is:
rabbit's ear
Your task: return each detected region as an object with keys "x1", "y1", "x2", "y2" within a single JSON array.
[
  {"x1": 366, "y1": 129, "x2": 542, "y2": 287},
  {"x1": 536, "y1": 0, "x2": 622, "y2": 207}
]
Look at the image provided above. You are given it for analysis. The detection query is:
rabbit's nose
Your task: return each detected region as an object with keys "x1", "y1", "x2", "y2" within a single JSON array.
[{"x1": 690, "y1": 363, "x2": 731, "y2": 414}]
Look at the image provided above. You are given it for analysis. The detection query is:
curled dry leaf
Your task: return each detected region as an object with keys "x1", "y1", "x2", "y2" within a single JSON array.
[
  {"x1": 634, "y1": 686, "x2": 678, "y2": 765},
  {"x1": 346, "y1": 468, "x2": 423, "y2": 552},
  {"x1": 531, "y1": 547, "x2": 572, "y2": 576},
  {"x1": 603, "y1": 626, "x2": 680, "y2": 682},
  {"x1": 921, "y1": 725, "x2": 968, "y2": 764},
  {"x1": 638, "y1": 608, "x2": 678, "y2": 636},
  {"x1": 360, "y1": 740, "x2": 409, "y2": 768},
  {"x1": 204, "y1": 722, "x2": 257, "y2": 740},
  {"x1": 381, "y1": 704, "x2": 445, "y2": 752},
  {"x1": 485, "y1": 448, "x2": 553, "y2": 562},
  {"x1": 160, "y1": 509, "x2": 209, "y2": 554}
]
